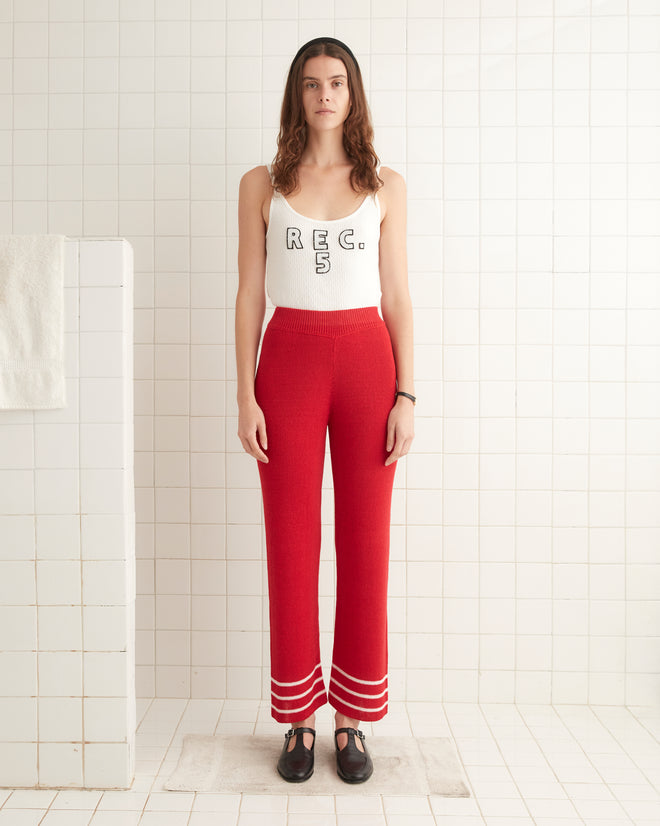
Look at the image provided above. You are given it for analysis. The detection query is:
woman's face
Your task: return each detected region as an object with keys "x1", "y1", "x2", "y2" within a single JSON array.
[{"x1": 300, "y1": 54, "x2": 351, "y2": 130}]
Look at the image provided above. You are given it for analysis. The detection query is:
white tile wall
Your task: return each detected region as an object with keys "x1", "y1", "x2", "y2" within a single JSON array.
[
  {"x1": 0, "y1": 239, "x2": 135, "y2": 788},
  {"x1": 1, "y1": 1, "x2": 659, "y2": 790}
]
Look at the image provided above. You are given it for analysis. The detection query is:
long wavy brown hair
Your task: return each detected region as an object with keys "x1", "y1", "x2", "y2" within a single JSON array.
[{"x1": 271, "y1": 41, "x2": 383, "y2": 196}]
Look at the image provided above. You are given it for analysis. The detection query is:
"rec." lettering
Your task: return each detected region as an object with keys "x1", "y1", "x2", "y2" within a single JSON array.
[{"x1": 285, "y1": 227, "x2": 362, "y2": 275}]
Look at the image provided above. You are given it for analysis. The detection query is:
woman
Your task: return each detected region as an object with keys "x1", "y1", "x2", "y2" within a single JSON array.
[{"x1": 235, "y1": 36, "x2": 414, "y2": 784}]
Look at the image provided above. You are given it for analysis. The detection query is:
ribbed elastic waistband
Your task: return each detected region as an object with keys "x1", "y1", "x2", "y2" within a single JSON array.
[{"x1": 268, "y1": 306, "x2": 383, "y2": 336}]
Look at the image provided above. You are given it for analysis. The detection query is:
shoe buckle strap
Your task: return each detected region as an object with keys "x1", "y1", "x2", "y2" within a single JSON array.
[
  {"x1": 336, "y1": 726, "x2": 366, "y2": 740},
  {"x1": 285, "y1": 726, "x2": 316, "y2": 739}
]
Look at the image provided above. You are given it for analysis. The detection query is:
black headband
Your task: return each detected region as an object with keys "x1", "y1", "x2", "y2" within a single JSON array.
[{"x1": 290, "y1": 36, "x2": 359, "y2": 73}]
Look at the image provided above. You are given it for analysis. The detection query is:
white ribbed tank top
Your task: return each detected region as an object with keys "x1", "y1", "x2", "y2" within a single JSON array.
[{"x1": 264, "y1": 164, "x2": 382, "y2": 311}]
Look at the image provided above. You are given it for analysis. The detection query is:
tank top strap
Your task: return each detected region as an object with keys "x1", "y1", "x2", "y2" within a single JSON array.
[{"x1": 373, "y1": 164, "x2": 383, "y2": 217}]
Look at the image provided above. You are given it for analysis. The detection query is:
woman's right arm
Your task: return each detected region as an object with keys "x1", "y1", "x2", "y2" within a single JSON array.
[{"x1": 236, "y1": 166, "x2": 269, "y2": 463}]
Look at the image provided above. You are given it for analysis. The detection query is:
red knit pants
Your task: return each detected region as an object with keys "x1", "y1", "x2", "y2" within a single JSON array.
[{"x1": 254, "y1": 306, "x2": 397, "y2": 723}]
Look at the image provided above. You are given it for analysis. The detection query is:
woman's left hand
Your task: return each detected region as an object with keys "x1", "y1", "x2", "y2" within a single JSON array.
[{"x1": 385, "y1": 396, "x2": 415, "y2": 466}]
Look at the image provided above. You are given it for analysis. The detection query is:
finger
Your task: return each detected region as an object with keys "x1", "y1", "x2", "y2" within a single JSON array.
[
  {"x1": 385, "y1": 442, "x2": 399, "y2": 466},
  {"x1": 240, "y1": 431, "x2": 268, "y2": 463},
  {"x1": 385, "y1": 435, "x2": 412, "y2": 466},
  {"x1": 248, "y1": 435, "x2": 269, "y2": 463},
  {"x1": 386, "y1": 420, "x2": 396, "y2": 452},
  {"x1": 257, "y1": 418, "x2": 268, "y2": 451}
]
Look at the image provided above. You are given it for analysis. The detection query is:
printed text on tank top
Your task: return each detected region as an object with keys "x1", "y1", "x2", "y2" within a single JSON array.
[{"x1": 266, "y1": 191, "x2": 379, "y2": 276}]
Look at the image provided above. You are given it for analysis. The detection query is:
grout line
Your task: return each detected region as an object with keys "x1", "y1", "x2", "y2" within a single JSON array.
[
  {"x1": 79, "y1": 0, "x2": 85, "y2": 786},
  {"x1": 550, "y1": 0, "x2": 555, "y2": 708},
  {"x1": 513, "y1": 0, "x2": 519, "y2": 705},
  {"x1": 589, "y1": 705, "x2": 660, "y2": 817},
  {"x1": 151, "y1": 0, "x2": 157, "y2": 703},
  {"x1": 553, "y1": 704, "x2": 637, "y2": 824},
  {"x1": 587, "y1": 0, "x2": 592, "y2": 708},
  {"x1": 476, "y1": 0, "x2": 481, "y2": 708},
  {"x1": 627, "y1": 705, "x2": 660, "y2": 749},
  {"x1": 440, "y1": 1, "x2": 447, "y2": 708},
  {"x1": 442, "y1": 703, "x2": 491, "y2": 823},
  {"x1": 25, "y1": 0, "x2": 40, "y2": 785},
  {"x1": 515, "y1": 703, "x2": 588, "y2": 824},
  {"x1": 430, "y1": 700, "x2": 479, "y2": 818},
  {"x1": 189, "y1": 0, "x2": 193, "y2": 710},
  {"x1": 623, "y1": 0, "x2": 629, "y2": 711},
  {"x1": 478, "y1": 704, "x2": 540, "y2": 823},
  {"x1": 225, "y1": 0, "x2": 230, "y2": 725}
]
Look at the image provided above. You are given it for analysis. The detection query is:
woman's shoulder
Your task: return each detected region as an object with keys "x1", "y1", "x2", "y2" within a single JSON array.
[
  {"x1": 376, "y1": 166, "x2": 406, "y2": 220},
  {"x1": 239, "y1": 164, "x2": 273, "y2": 196},
  {"x1": 378, "y1": 165, "x2": 406, "y2": 190}
]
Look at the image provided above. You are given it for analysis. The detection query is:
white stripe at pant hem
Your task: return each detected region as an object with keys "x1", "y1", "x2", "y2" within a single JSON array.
[
  {"x1": 328, "y1": 689, "x2": 388, "y2": 715},
  {"x1": 271, "y1": 688, "x2": 327, "y2": 717}
]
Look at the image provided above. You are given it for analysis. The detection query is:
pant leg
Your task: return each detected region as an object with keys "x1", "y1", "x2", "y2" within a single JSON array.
[
  {"x1": 254, "y1": 321, "x2": 331, "y2": 723},
  {"x1": 327, "y1": 320, "x2": 397, "y2": 721}
]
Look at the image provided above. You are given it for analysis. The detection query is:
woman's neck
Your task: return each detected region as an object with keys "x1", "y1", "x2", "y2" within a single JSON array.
[{"x1": 300, "y1": 127, "x2": 350, "y2": 169}]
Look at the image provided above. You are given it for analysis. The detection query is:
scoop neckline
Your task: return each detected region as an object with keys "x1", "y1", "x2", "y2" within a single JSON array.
[{"x1": 276, "y1": 190, "x2": 373, "y2": 223}]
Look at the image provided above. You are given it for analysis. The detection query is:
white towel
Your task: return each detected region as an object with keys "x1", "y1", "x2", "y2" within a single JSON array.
[{"x1": 0, "y1": 234, "x2": 67, "y2": 409}]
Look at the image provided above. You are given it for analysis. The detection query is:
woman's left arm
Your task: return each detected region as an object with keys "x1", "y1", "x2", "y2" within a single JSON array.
[{"x1": 378, "y1": 167, "x2": 415, "y2": 467}]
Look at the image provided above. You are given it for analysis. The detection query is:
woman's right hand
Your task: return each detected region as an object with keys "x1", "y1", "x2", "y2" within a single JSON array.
[{"x1": 238, "y1": 397, "x2": 269, "y2": 463}]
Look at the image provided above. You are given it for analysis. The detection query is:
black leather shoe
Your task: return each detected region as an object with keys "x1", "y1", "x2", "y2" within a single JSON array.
[
  {"x1": 335, "y1": 727, "x2": 373, "y2": 783},
  {"x1": 277, "y1": 726, "x2": 315, "y2": 782}
]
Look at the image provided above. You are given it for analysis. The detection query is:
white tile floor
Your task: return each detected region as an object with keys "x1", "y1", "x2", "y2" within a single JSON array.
[{"x1": 1, "y1": 701, "x2": 659, "y2": 825}]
